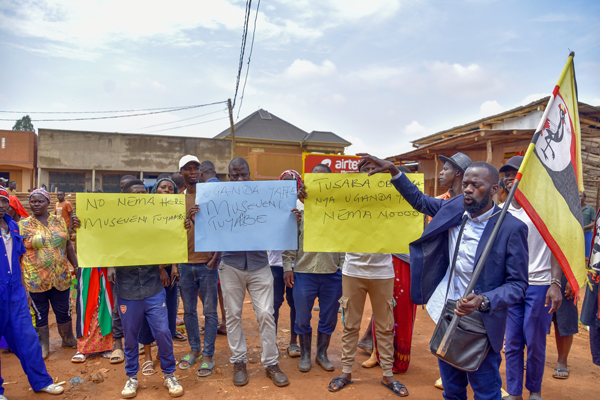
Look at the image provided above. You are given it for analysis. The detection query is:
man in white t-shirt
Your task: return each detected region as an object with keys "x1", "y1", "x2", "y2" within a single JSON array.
[
  {"x1": 501, "y1": 156, "x2": 563, "y2": 400},
  {"x1": 326, "y1": 162, "x2": 408, "y2": 397}
]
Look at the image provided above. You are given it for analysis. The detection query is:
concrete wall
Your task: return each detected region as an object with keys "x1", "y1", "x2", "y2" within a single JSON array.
[
  {"x1": 0, "y1": 130, "x2": 36, "y2": 191},
  {"x1": 37, "y1": 129, "x2": 231, "y2": 174}
]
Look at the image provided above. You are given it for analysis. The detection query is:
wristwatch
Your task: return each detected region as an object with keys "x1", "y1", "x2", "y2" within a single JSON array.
[{"x1": 478, "y1": 295, "x2": 491, "y2": 312}]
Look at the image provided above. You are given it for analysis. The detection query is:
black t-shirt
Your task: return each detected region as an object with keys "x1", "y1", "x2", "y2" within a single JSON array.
[{"x1": 115, "y1": 265, "x2": 163, "y2": 301}]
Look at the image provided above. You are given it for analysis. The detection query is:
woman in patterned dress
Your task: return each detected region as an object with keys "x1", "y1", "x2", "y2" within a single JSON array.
[{"x1": 19, "y1": 189, "x2": 79, "y2": 359}]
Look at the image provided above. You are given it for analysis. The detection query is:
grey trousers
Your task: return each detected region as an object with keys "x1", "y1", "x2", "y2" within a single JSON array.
[{"x1": 219, "y1": 263, "x2": 279, "y2": 367}]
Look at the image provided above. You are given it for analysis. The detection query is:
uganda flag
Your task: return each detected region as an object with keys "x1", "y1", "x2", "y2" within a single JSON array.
[{"x1": 515, "y1": 52, "x2": 586, "y2": 295}]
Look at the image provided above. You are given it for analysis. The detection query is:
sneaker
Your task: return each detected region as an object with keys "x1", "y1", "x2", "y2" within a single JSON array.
[
  {"x1": 121, "y1": 377, "x2": 139, "y2": 399},
  {"x1": 434, "y1": 377, "x2": 443, "y2": 390},
  {"x1": 40, "y1": 384, "x2": 64, "y2": 395},
  {"x1": 164, "y1": 374, "x2": 184, "y2": 398}
]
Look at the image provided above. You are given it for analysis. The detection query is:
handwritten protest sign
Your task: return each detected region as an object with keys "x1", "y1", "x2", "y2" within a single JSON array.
[
  {"x1": 194, "y1": 181, "x2": 298, "y2": 252},
  {"x1": 303, "y1": 173, "x2": 424, "y2": 253},
  {"x1": 77, "y1": 193, "x2": 188, "y2": 268}
]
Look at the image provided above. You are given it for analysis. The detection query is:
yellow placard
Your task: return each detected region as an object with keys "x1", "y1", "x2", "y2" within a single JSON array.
[
  {"x1": 303, "y1": 173, "x2": 424, "y2": 253},
  {"x1": 76, "y1": 193, "x2": 188, "y2": 267}
]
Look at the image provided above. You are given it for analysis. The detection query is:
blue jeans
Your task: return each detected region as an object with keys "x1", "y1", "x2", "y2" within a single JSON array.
[
  {"x1": 138, "y1": 273, "x2": 179, "y2": 343},
  {"x1": 293, "y1": 270, "x2": 342, "y2": 335},
  {"x1": 591, "y1": 325, "x2": 600, "y2": 366},
  {"x1": 439, "y1": 350, "x2": 502, "y2": 400},
  {"x1": 178, "y1": 263, "x2": 218, "y2": 357},
  {"x1": 271, "y1": 266, "x2": 296, "y2": 334},
  {"x1": 118, "y1": 290, "x2": 176, "y2": 377},
  {"x1": 505, "y1": 285, "x2": 552, "y2": 395}
]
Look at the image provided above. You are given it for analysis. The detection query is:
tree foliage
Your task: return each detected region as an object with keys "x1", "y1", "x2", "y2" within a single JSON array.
[{"x1": 12, "y1": 115, "x2": 35, "y2": 131}]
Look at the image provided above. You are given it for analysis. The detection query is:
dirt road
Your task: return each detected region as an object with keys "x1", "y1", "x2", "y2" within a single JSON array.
[{"x1": 1, "y1": 296, "x2": 597, "y2": 399}]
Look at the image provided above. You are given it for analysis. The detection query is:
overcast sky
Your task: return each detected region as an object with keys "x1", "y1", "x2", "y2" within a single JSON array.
[{"x1": 1, "y1": 0, "x2": 599, "y2": 158}]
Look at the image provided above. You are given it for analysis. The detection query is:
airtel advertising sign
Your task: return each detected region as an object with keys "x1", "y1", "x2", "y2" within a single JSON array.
[{"x1": 302, "y1": 153, "x2": 361, "y2": 175}]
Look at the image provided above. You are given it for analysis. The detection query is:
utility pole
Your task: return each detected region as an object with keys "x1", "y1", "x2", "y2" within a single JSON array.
[{"x1": 227, "y1": 99, "x2": 237, "y2": 160}]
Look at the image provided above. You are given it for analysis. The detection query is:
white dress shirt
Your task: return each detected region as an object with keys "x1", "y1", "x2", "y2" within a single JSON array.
[{"x1": 426, "y1": 206, "x2": 496, "y2": 323}]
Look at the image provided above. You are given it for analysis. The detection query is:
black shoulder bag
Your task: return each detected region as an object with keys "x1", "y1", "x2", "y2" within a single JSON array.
[{"x1": 429, "y1": 215, "x2": 491, "y2": 372}]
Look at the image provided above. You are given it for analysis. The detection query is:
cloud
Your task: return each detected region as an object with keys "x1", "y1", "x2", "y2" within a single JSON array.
[
  {"x1": 479, "y1": 100, "x2": 504, "y2": 117},
  {"x1": 344, "y1": 65, "x2": 410, "y2": 88},
  {"x1": 320, "y1": 93, "x2": 347, "y2": 106},
  {"x1": 0, "y1": 0, "x2": 406, "y2": 60},
  {"x1": 403, "y1": 120, "x2": 428, "y2": 136},
  {"x1": 282, "y1": 59, "x2": 336, "y2": 80},
  {"x1": 519, "y1": 93, "x2": 547, "y2": 105},
  {"x1": 426, "y1": 61, "x2": 503, "y2": 97}
]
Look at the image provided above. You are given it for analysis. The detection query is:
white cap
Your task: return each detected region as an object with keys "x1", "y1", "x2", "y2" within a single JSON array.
[{"x1": 179, "y1": 155, "x2": 200, "y2": 170}]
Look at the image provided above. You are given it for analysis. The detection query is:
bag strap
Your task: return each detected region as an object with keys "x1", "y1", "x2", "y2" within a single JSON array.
[{"x1": 445, "y1": 214, "x2": 469, "y2": 302}]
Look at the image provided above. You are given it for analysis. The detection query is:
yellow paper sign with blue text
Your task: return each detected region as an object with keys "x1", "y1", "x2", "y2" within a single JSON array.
[
  {"x1": 303, "y1": 173, "x2": 424, "y2": 253},
  {"x1": 76, "y1": 193, "x2": 188, "y2": 267}
]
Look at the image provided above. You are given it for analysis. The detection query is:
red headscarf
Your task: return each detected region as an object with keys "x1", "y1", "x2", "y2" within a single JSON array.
[
  {"x1": 279, "y1": 170, "x2": 302, "y2": 191},
  {"x1": 9, "y1": 196, "x2": 29, "y2": 218}
]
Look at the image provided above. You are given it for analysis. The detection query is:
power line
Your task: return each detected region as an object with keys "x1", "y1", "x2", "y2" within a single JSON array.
[
  {"x1": 0, "y1": 101, "x2": 227, "y2": 121},
  {"x1": 131, "y1": 108, "x2": 228, "y2": 131},
  {"x1": 0, "y1": 102, "x2": 226, "y2": 114},
  {"x1": 145, "y1": 116, "x2": 229, "y2": 133},
  {"x1": 236, "y1": 0, "x2": 261, "y2": 120},
  {"x1": 231, "y1": 0, "x2": 253, "y2": 110}
]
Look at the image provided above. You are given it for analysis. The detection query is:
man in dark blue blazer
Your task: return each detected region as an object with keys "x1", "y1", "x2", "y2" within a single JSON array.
[{"x1": 358, "y1": 155, "x2": 529, "y2": 400}]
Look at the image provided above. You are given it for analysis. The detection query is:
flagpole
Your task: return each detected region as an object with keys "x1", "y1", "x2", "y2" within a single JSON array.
[
  {"x1": 436, "y1": 178, "x2": 520, "y2": 357},
  {"x1": 436, "y1": 51, "x2": 577, "y2": 359}
]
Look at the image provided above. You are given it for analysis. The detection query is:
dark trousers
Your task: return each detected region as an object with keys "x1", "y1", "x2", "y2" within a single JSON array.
[
  {"x1": 505, "y1": 285, "x2": 552, "y2": 395},
  {"x1": 118, "y1": 290, "x2": 175, "y2": 377},
  {"x1": 590, "y1": 325, "x2": 600, "y2": 366},
  {"x1": 139, "y1": 279, "x2": 178, "y2": 343},
  {"x1": 111, "y1": 282, "x2": 123, "y2": 340},
  {"x1": 271, "y1": 266, "x2": 296, "y2": 334},
  {"x1": 293, "y1": 270, "x2": 342, "y2": 335},
  {"x1": 439, "y1": 350, "x2": 502, "y2": 400},
  {"x1": 178, "y1": 263, "x2": 218, "y2": 357},
  {"x1": 29, "y1": 287, "x2": 71, "y2": 327},
  {"x1": 0, "y1": 283, "x2": 53, "y2": 394}
]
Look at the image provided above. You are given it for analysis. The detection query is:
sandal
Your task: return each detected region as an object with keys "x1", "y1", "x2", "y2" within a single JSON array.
[
  {"x1": 142, "y1": 360, "x2": 156, "y2": 376},
  {"x1": 110, "y1": 349, "x2": 125, "y2": 364},
  {"x1": 328, "y1": 376, "x2": 353, "y2": 392},
  {"x1": 173, "y1": 332, "x2": 187, "y2": 342},
  {"x1": 197, "y1": 361, "x2": 215, "y2": 377},
  {"x1": 382, "y1": 380, "x2": 409, "y2": 397},
  {"x1": 552, "y1": 367, "x2": 570, "y2": 379},
  {"x1": 217, "y1": 325, "x2": 227, "y2": 335},
  {"x1": 138, "y1": 343, "x2": 145, "y2": 355},
  {"x1": 178, "y1": 353, "x2": 202, "y2": 370},
  {"x1": 71, "y1": 352, "x2": 87, "y2": 363},
  {"x1": 287, "y1": 344, "x2": 301, "y2": 358}
]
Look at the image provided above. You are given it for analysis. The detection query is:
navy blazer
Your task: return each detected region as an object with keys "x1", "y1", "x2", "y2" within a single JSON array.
[{"x1": 392, "y1": 173, "x2": 529, "y2": 352}]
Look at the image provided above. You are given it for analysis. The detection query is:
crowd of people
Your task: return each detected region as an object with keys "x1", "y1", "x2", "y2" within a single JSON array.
[{"x1": 0, "y1": 150, "x2": 599, "y2": 400}]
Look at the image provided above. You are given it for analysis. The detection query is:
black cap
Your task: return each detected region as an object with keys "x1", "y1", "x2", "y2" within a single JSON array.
[
  {"x1": 438, "y1": 152, "x2": 473, "y2": 174},
  {"x1": 499, "y1": 156, "x2": 524, "y2": 173}
]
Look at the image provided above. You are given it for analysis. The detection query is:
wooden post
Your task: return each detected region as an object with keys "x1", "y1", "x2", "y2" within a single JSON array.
[
  {"x1": 228, "y1": 99, "x2": 237, "y2": 160},
  {"x1": 434, "y1": 154, "x2": 438, "y2": 196},
  {"x1": 486, "y1": 140, "x2": 493, "y2": 163}
]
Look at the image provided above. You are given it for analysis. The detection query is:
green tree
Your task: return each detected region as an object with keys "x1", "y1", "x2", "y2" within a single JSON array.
[{"x1": 12, "y1": 115, "x2": 34, "y2": 131}]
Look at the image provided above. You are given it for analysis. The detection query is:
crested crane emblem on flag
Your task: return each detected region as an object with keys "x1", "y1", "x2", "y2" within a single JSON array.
[{"x1": 535, "y1": 98, "x2": 573, "y2": 172}]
